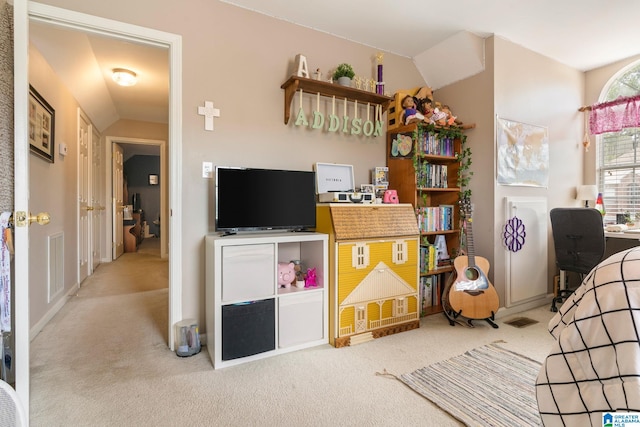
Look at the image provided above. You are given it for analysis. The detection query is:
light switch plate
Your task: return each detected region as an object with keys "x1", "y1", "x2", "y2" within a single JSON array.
[{"x1": 203, "y1": 162, "x2": 213, "y2": 178}]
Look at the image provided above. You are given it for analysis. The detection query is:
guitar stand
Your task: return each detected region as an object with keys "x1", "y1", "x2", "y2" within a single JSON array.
[{"x1": 443, "y1": 308, "x2": 499, "y2": 329}]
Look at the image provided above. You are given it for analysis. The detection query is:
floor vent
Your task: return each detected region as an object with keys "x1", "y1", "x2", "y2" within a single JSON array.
[{"x1": 504, "y1": 317, "x2": 539, "y2": 328}]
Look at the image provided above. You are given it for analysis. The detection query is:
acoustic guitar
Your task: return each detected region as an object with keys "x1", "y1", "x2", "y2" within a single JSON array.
[{"x1": 446, "y1": 197, "x2": 499, "y2": 323}]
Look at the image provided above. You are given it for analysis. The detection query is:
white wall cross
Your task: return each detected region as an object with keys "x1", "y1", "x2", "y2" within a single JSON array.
[{"x1": 197, "y1": 101, "x2": 221, "y2": 131}]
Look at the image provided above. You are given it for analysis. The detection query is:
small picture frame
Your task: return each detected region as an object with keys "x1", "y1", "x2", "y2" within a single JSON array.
[
  {"x1": 29, "y1": 85, "x2": 55, "y2": 163},
  {"x1": 360, "y1": 184, "x2": 375, "y2": 194},
  {"x1": 149, "y1": 174, "x2": 159, "y2": 185}
]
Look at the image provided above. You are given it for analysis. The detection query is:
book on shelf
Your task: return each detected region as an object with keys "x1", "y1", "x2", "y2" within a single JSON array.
[
  {"x1": 420, "y1": 276, "x2": 433, "y2": 315},
  {"x1": 419, "y1": 274, "x2": 446, "y2": 315},
  {"x1": 416, "y1": 204, "x2": 455, "y2": 233},
  {"x1": 416, "y1": 162, "x2": 448, "y2": 189},
  {"x1": 418, "y1": 132, "x2": 455, "y2": 157}
]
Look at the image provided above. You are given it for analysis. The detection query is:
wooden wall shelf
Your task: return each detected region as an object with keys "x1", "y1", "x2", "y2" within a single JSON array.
[{"x1": 281, "y1": 76, "x2": 393, "y2": 125}]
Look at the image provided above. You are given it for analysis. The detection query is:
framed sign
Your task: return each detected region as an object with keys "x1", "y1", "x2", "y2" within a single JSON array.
[
  {"x1": 29, "y1": 85, "x2": 55, "y2": 163},
  {"x1": 149, "y1": 174, "x2": 159, "y2": 185}
]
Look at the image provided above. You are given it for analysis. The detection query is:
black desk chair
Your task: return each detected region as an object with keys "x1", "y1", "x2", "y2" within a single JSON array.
[{"x1": 550, "y1": 208, "x2": 606, "y2": 312}]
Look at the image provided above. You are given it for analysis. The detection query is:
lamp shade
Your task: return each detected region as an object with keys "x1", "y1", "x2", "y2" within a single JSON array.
[{"x1": 576, "y1": 185, "x2": 598, "y2": 207}]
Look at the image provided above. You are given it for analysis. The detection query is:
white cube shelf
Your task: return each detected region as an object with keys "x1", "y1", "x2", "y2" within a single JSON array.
[{"x1": 205, "y1": 232, "x2": 328, "y2": 369}]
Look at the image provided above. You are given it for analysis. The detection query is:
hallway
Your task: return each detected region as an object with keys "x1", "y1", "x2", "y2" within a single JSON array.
[{"x1": 28, "y1": 237, "x2": 184, "y2": 425}]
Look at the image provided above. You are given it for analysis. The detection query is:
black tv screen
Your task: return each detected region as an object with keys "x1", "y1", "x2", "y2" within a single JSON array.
[{"x1": 215, "y1": 167, "x2": 317, "y2": 233}]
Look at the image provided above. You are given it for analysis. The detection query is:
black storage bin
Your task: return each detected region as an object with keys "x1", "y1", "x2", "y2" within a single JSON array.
[{"x1": 222, "y1": 299, "x2": 275, "y2": 360}]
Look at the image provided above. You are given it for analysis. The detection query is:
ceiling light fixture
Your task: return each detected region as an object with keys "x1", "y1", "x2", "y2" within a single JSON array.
[{"x1": 112, "y1": 68, "x2": 137, "y2": 87}]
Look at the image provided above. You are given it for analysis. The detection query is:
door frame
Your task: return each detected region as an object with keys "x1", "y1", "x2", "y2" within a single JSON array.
[
  {"x1": 106, "y1": 136, "x2": 167, "y2": 260},
  {"x1": 15, "y1": 1, "x2": 183, "y2": 417}
]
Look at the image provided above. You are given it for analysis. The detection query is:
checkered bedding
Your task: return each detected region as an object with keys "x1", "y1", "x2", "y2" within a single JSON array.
[{"x1": 536, "y1": 246, "x2": 640, "y2": 426}]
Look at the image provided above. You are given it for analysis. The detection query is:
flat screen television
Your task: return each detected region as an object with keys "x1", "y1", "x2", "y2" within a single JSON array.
[{"x1": 215, "y1": 166, "x2": 317, "y2": 234}]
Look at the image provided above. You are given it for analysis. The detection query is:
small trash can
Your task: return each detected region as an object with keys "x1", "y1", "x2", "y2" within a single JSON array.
[{"x1": 175, "y1": 319, "x2": 201, "y2": 357}]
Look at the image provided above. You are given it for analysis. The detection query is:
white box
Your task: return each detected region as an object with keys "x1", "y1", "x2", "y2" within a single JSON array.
[
  {"x1": 278, "y1": 292, "x2": 324, "y2": 347},
  {"x1": 222, "y1": 244, "x2": 275, "y2": 302},
  {"x1": 372, "y1": 166, "x2": 389, "y2": 185}
]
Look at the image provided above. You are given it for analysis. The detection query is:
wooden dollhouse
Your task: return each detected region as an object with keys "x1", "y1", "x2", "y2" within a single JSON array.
[{"x1": 316, "y1": 203, "x2": 420, "y2": 347}]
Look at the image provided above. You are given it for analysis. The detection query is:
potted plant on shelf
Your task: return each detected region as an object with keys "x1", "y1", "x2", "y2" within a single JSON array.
[{"x1": 333, "y1": 63, "x2": 355, "y2": 87}]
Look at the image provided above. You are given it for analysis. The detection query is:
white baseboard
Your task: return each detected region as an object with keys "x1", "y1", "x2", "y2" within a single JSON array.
[{"x1": 30, "y1": 283, "x2": 79, "y2": 341}]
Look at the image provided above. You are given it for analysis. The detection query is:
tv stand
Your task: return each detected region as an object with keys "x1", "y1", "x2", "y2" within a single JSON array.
[{"x1": 205, "y1": 232, "x2": 328, "y2": 369}]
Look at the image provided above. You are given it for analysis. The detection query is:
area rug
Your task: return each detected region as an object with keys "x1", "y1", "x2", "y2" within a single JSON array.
[{"x1": 399, "y1": 343, "x2": 542, "y2": 426}]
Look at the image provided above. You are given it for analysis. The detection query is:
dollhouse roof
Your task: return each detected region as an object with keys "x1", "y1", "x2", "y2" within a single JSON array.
[
  {"x1": 328, "y1": 204, "x2": 419, "y2": 240},
  {"x1": 342, "y1": 261, "x2": 415, "y2": 305}
]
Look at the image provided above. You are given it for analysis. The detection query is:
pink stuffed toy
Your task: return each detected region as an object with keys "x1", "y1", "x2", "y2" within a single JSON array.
[
  {"x1": 278, "y1": 262, "x2": 295, "y2": 288},
  {"x1": 305, "y1": 267, "x2": 317, "y2": 287}
]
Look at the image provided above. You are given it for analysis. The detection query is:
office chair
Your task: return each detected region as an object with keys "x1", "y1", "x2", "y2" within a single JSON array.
[
  {"x1": 549, "y1": 208, "x2": 606, "y2": 312},
  {"x1": 0, "y1": 379, "x2": 27, "y2": 427}
]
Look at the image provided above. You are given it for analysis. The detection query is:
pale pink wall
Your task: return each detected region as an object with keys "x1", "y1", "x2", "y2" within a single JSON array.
[
  {"x1": 28, "y1": 44, "x2": 81, "y2": 326},
  {"x1": 102, "y1": 119, "x2": 168, "y2": 142},
  {"x1": 31, "y1": 0, "x2": 426, "y2": 329},
  {"x1": 436, "y1": 36, "x2": 584, "y2": 302}
]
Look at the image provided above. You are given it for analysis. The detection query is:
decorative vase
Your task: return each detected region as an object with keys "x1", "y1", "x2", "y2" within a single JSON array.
[{"x1": 337, "y1": 76, "x2": 352, "y2": 87}]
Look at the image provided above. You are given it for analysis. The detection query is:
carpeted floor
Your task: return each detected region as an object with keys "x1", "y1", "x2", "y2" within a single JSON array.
[{"x1": 29, "y1": 239, "x2": 556, "y2": 426}]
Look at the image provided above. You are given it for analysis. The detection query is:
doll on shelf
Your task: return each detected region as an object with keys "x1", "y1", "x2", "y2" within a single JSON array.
[
  {"x1": 401, "y1": 95, "x2": 425, "y2": 125},
  {"x1": 430, "y1": 102, "x2": 449, "y2": 126},
  {"x1": 401, "y1": 86, "x2": 435, "y2": 125},
  {"x1": 441, "y1": 104, "x2": 461, "y2": 126}
]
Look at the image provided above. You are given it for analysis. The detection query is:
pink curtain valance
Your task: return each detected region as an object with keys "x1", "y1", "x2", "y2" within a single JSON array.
[{"x1": 588, "y1": 94, "x2": 640, "y2": 135}]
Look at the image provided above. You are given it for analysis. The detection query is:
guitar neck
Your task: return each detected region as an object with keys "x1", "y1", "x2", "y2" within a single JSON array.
[{"x1": 466, "y1": 217, "x2": 476, "y2": 268}]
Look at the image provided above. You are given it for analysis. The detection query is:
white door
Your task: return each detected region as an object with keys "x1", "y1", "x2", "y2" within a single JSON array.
[
  {"x1": 355, "y1": 306, "x2": 367, "y2": 333},
  {"x1": 78, "y1": 110, "x2": 91, "y2": 284},
  {"x1": 91, "y1": 125, "x2": 102, "y2": 270},
  {"x1": 112, "y1": 143, "x2": 124, "y2": 259}
]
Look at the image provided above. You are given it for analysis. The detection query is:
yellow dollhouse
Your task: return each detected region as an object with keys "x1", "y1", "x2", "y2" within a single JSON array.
[{"x1": 316, "y1": 203, "x2": 420, "y2": 347}]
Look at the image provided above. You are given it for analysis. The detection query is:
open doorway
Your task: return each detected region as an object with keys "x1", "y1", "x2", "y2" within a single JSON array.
[
  {"x1": 109, "y1": 137, "x2": 168, "y2": 260},
  {"x1": 24, "y1": 4, "x2": 183, "y2": 356}
]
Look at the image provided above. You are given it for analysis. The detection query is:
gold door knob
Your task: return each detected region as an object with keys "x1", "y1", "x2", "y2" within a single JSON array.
[
  {"x1": 84, "y1": 206, "x2": 95, "y2": 211},
  {"x1": 12, "y1": 211, "x2": 51, "y2": 227},
  {"x1": 29, "y1": 212, "x2": 51, "y2": 225}
]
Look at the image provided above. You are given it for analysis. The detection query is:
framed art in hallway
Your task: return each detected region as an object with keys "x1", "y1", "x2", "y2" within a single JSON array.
[
  {"x1": 149, "y1": 174, "x2": 159, "y2": 185},
  {"x1": 29, "y1": 85, "x2": 55, "y2": 163}
]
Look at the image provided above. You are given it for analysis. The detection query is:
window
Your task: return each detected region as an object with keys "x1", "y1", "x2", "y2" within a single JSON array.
[
  {"x1": 392, "y1": 240, "x2": 408, "y2": 265},
  {"x1": 352, "y1": 243, "x2": 370, "y2": 269},
  {"x1": 393, "y1": 297, "x2": 407, "y2": 317},
  {"x1": 597, "y1": 61, "x2": 640, "y2": 223}
]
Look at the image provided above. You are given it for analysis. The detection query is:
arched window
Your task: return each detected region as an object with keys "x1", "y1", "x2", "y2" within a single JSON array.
[{"x1": 596, "y1": 61, "x2": 640, "y2": 223}]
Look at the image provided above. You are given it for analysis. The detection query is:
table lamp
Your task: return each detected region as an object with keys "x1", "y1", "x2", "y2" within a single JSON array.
[{"x1": 576, "y1": 185, "x2": 598, "y2": 208}]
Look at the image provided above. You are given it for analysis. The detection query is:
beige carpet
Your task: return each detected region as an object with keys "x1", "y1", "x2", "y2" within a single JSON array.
[{"x1": 29, "y1": 240, "x2": 556, "y2": 426}]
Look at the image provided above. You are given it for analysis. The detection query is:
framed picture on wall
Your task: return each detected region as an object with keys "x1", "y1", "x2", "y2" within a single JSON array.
[
  {"x1": 29, "y1": 85, "x2": 55, "y2": 163},
  {"x1": 149, "y1": 174, "x2": 159, "y2": 185}
]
